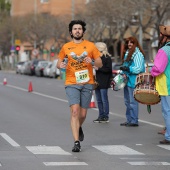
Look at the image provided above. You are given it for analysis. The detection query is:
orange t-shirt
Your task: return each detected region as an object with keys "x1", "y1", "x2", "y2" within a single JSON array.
[{"x1": 58, "y1": 40, "x2": 101, "y2": 85}]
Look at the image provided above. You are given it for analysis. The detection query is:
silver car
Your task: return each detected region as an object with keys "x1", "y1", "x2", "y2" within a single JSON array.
[
  {"x1": 35, "y1": 61, "x2": 49, "y2": 77},
  {"x1": 49, "y1": 59, "x2": 60, "y2": 78},
  {"x1": 43, "y1": 61, "x2": 52, "y2": 77},
  {"x1": 16, "y1": 61, "x2": 25, "y2": 74}
]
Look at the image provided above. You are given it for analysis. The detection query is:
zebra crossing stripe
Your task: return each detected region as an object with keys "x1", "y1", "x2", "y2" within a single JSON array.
[
  {"x1": 92, "y1": 145, "x2": 144, "y2": 155},
  {"x1": 127, "y1": 162, "x2": 170, "y2": 165},
  {"x1": 26, "y1": 146, "x2": 71, "y2": 155},
  {"x1": 43, "y1": 162, "x2": 88, "y2": 166},
  {"x1": 120, "y1": 157, "x2": 146, "y2": 160},
  {"x1": 158, "y1": 145, "x2": 170, "y2": 150},
  {"x1": 0, "y1": 133, "x2": 20, "y2": 147}
]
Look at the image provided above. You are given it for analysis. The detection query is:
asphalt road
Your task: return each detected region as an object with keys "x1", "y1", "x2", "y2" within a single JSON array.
[{"x1": 0, "y1": 71, "x2": 169, "y2": 170}]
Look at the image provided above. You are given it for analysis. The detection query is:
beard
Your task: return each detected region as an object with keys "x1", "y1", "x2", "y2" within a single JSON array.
[{"x1": 72, "y1": 34, "x2": 83, "y2": 40}]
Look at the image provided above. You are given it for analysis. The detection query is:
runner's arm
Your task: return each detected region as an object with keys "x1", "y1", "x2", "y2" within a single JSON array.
[
  {"x1": 94, "y1": 57, "x2": 102, "y2": 68},
  {"x1": 57, "y1": 58, "x2": 66, "y2": 69}
]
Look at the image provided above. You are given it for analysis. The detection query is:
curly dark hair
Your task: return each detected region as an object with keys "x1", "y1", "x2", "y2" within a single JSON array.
[
  {"x1": 121, "y1": 36, "x2": 145, "y2": 62},
  {"x1": 68, "y1": 20, "x2": 86, "y2": 38}
]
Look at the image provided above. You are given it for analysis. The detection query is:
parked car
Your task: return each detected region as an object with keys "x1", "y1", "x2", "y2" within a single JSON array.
[
  {"x1": 35, "y1": 60, "x2": 49, "y2": 77},
  {"x1": 29, "y1": 59, "x2": 44, "y2": 75},
  {"x1": 20, "y1": 61, "x2": 31, "y2": 75},
  {"x1": 16, "y1": 61, "x2": 25, "y2": 74},
  {"x1": 23, "y1": 60, "x2": 32, "y2": 75},
  {"x1": 49, "y1": 59, "x2": 60, "y2": 78},
  {"x1": 43, "y1": 61, "x2": 52, "y2": 77}
]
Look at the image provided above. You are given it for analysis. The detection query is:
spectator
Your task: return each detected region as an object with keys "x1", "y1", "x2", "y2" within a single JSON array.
[
  {"x1": 150, "y1": 25, "x2": 170, "y2": 144},
  {"x1": 119, "y1": 36, "x2": 145, "y2": 127},
  {"x1": 93, "y1": 42, "x2": 112, "y2": 123}
]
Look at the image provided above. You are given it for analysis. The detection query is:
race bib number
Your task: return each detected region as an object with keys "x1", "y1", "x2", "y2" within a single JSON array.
[{"x1": 75, "y1": 69, "x2": 90, "y2": 84}]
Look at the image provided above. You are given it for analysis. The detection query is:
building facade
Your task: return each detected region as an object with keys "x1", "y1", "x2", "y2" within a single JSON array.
[{"x1": 11, "y1": 0, "x2": 88, "y2": 18}]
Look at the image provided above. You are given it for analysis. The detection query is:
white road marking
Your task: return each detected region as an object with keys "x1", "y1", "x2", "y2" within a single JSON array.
[
  {"x1": 0, "y1": 133, "x2": 20, "y2": 147},
  {"x1": 158, "y1": 145, "x2": 170, "y2": 150},
  {"x1": 137, "y1": 119, "x2": 164, "y2": 128},
  {"x1": 94, "y1": 108, "x2": 164, "y2": 128},
  {"x1": 109, "y1": 111, "x2": 164, "y2": 128},
  {"x1": 4, "y1": 84, "x2": 27, "y2": 92},
  {"x1": 0, "y1": 83, "x2": 164, "y2": 128},
  {"x1": 93, "y1": 145, "x2": 144, "y2": 155},
  {"x1": 43, "y1": 162, "x2": 88, "y2": 166},
  {"x1": 26, "y1": 146, "x2": 71, "y2": 155},
  {"x1": 127, "y1": 162, "x2": 170, "y2": 165},
  {"x1": 120, "y1": 158, "x2": 145, "y2": 160},
  {"x1": 1, "y1": 84, "x2": 68, "y2": 103},
  {"x1": 32, "y1": 91, "x2": 67, "y2": 102}
]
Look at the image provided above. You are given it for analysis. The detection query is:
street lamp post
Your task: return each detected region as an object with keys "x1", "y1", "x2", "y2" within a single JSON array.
[{"x1": 139, "y1": 10, "x2": 143, "y2": 48}]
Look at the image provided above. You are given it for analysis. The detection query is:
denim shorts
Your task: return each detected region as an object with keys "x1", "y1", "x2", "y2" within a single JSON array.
[{"x1": 65, "y1": 84, "x2": 93, "y2": 108}]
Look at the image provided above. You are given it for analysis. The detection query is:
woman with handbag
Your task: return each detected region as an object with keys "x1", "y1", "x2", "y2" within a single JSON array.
[{"x1": 93, "y1": 42, "x2": 112, "y2": 123}]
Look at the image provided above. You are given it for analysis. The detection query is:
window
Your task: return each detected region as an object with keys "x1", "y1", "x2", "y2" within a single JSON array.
[{"x1": 40, "y1": 0, "x2": 49, "y2": 3}]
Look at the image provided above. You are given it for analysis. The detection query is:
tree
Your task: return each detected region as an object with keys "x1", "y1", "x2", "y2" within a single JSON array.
[
  {"x1": 82, "y1": 0, "x2": 170, "y2": 61},
  {"x1": 0, "y1": 0, "x2": 11, "y2": 56}
]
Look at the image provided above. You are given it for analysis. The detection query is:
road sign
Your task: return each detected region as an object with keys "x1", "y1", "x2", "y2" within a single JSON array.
[
  {"x1": 15, "y1": 39, "x2": 21, "y2": 45},
  {"x1": 10, "y1": 46, "x2": 15, "y2": 52},
  {"x1": 32, "y1": 49, "x2": 39, "y2": 56}
]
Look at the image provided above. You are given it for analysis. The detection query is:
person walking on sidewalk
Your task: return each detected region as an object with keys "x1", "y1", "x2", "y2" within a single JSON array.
[
  {"x1": 93, "y1": 42, "x2": 112, "y2": 123},
  {"x1": 150, "y1": 25, "x2": 170, "y2": 144},
  {"x1": 57, "y1": 20, "x2": 102, "y2": 152}
]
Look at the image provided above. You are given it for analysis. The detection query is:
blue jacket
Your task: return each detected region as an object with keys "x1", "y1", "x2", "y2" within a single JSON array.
[{"x1": 122, "y1": 47, "x2": 145, "y2": 88}]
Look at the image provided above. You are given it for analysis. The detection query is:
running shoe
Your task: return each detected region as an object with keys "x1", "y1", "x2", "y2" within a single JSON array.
[{"x1": 72, "y1": 141, "x2": 81, "y2": 152}]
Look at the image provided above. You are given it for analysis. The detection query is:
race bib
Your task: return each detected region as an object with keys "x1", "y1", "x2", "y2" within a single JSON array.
[{"x1": 75, "y1": 69, "x2": 90, "y2": 84}]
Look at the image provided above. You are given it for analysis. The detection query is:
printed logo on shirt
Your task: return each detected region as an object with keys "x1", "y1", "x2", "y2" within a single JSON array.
[
  {"x1": 68, "y1": 47, "x2": 76, "y2": 50},
  {"x1": 70, "y1": 51, "x2": 88, "y2": 63}
]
